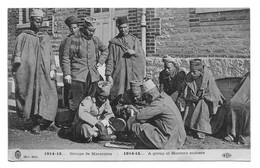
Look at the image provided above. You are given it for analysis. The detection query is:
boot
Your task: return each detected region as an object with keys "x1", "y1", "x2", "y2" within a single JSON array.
[
  {"x1": 31, "y1": 116, "x2": 40, "y2": 135},
  {"x1": 39, "y1": 118, "x2": 53, "y2": 130},
  {"x1": 31, "y1": 125, "x2": 41, "y2": 135},
  {"x1": 95, "y1": 121, "x2": 116, "y2": 141}
]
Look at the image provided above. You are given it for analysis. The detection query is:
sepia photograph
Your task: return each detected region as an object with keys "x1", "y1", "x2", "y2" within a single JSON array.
[{"x1": 7, "y1": 5, "x2": 251, "y2": 162}]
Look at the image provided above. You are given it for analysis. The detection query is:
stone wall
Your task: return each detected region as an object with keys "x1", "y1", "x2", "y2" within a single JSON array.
[{"x1": 147, "y1": 8, "x2": 250, "y2": 84}]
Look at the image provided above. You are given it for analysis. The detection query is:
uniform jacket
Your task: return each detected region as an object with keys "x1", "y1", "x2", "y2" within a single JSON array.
[
  {"x1": 134, "y1": 92, "x2": 186, "y2": 149},
  {"x1": 59, "y1": 34, "x2": 73, "y2": 65},
  {"x1": 73, "y1": 96, "x2": 114, "y2": 127},
  {"x1": 61, "y1": 30, "x2": 108, "y2": 82}
]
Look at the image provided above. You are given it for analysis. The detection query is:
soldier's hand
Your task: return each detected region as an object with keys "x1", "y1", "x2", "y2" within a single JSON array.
[
  {"x1": 97, "y1": 62, "x2": 101, "y2": 67},
  {"x1": 106, "y1": 75, "x2": 114, "y2": 86},
  {"x1": 126, "y1": 105, "x2": 139, "y2": 115},
  {"x1": 50, "y1": 70, "x2": 57, "y2": 80},
  {"x1": 197, "y1": 89, "x2": 204, "y2": 98},
  {"x1": 64, "y1": 75, "x2": 72, "y2": 84},
  {"x1": 127, "y1": 49, "x2": 136, "y2": 56}
]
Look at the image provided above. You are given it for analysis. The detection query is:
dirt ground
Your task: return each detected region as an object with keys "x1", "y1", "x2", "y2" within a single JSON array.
[{"x1": 8, "y1": 111, "x2": 250, "y2": 150}]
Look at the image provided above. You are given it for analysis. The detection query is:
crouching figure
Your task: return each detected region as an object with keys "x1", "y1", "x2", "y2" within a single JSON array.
[
  {"x1": 71, "y1": 81, "x2": 125, "y2": 142},
  {"x1": 127, "y1": 79, "x2": 186, "y2": 149}
]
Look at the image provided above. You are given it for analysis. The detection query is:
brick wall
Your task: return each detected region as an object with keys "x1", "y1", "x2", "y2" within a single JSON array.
[
  {"x1": 8, "y1": 8, "x2": 19, "y2": 76},
  {"x1": 8, "y1": 8, "x2": 250, "y2": 84},
  {"x1": 128, "y1": 8, "x2": 161, "y2": 55},
  {"x1": 51, "y1": 8, "x2": 77, "y2": 68},
  {"x1": 147, "y1": 8, "x2": 250, "y2": 84}
]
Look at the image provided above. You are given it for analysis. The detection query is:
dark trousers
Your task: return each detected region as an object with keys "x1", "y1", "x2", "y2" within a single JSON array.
[
  {"x1": 69, "y1": 80, "x2": 97, "y2": 111},
  {"x1": 63, "y1": 78, "x2": 98, "y2": 127},
  {"x1": 63, "y1": 82, "x2": 71, "y2": 108}
]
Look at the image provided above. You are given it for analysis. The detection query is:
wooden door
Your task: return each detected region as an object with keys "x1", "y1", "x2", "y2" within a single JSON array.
[{"x1": 91, "y1": 8, "x2": 128, "y2": 78}]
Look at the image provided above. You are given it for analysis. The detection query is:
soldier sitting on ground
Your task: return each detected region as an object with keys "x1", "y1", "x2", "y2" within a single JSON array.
[
  {"x1": 112, "y1": 80, "x2": 146, "y2": 121},
  {"x1": 159, "y1": 55, "x2": 186, "y2": 112},
  {"x1": 127, "y1": 79, "x2": 186, "y2": 149},
  {"x1": 69, "y1": 81, "x2": 126, "y2": 142},
  {"x1": 183, "y1": 59, "x2": 225, "y2": 139}
]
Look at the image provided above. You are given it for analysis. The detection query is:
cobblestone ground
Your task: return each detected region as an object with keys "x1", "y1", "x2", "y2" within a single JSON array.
[{"x1": 8, "y1": 112, "x2": 250, "y2": 150}]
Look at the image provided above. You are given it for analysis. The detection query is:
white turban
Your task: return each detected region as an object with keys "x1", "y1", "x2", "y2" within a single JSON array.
[
  {"x1": 30, "y1": 8, "x2": 44, "y2": 18},
  {"x1": 162, "y1": 55, "x2": 176, "y2": 63},
  {"x1": 141, "y1": 79, "x2": 157, "y2": 93}
]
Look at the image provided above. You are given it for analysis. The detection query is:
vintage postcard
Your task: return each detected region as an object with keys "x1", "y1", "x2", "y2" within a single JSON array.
[{"x1": 8, "y1": 7, "x2": 250, "y2": 161}]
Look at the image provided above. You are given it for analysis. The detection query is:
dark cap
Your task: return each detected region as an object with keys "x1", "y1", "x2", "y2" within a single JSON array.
[
  {"x1": 65, "y1": 16, "x2": 78, "y2": 27},
  {"x1": 116, "y1": 16, "x2": 128, "y2": 26},
  {"x1": 190, "y1": 59, "x2": 203, "y2": 71}
]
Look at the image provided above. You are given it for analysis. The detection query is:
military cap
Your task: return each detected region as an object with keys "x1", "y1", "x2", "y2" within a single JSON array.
[
  {"x1": 116, "y1": 16, "x2": 128, "y2": 26},
  {"x1": 190, "y1": 59, "x2": 203, "y2": 71},
  {"x1": 65, "y1": 16, "x2": 78, "y2": 27},
  {"x1": 141, "y1": 79, "x2": 156, "y2": 94}
]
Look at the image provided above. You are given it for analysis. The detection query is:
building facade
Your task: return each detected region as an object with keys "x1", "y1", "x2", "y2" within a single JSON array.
[{"x1": 8, "y1": 8, "x2": 250, "y2": 84}]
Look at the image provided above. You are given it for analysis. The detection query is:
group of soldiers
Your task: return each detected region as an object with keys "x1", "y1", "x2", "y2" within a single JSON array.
[{"x1": 11, "y1": 8, "x2": 250, "y2": 149}]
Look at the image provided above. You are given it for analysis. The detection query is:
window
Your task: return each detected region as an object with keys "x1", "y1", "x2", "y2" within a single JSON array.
[
  {"x1": 196, "y1": 8, "x2": 248, "y2": 14},
  {"x1": 94, "y1": 8, "x2": 109, "y2": 13},
  {"x1": 115, "y1": 8, "x2": 126, "y2": 11},
  {"x1": 102, "y1": 8, "x2": 109, "y2": 12},
  {"x1": 94, "y1": 8, "x2": 101, "y2": 13}
]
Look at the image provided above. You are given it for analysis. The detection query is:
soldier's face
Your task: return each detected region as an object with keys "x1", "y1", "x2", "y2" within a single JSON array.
[
  {"x1": 96, "y1": 95, "x2": 108, "y2": 104},
  {"x1": 83, "y1": 26, "x2": 96, "y2": 38},
  {"x1": 142, "y1": 93, "x2": 153, "y2": 104},
  {"x1": 30, "y1": 16, "x2": 43, "y2": 32},
  {"x1": 118, "y1": 23, "x2": 129, "y2": 36},
  {"x1": 191, "y1": 69, "x2": 202, "y2": 79},
  {"x1": 133, "y1": 93, "x2": 142, "y2": 102},
  {"x1": 69, "y1": 24, "x2": 79, "y2": 35},
  {"x1": 164, "y1": 62, "x2": 175, "y2": 75}
]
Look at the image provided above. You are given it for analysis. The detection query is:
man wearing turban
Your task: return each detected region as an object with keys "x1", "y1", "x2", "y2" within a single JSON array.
[
  {"x1": 105, "y1": 16, "x2": 146, "y2": 102},
  {"x1": 12, "y1": 8, "x2": 58, "y2": 134},
  {"x1": 70, "y1": 81, "x2": 125, "y2": 142},
  {"x1": 61, "y1": 17, "x2": 108, "y2": 129},
  {"x1": 159, "y1": 55, "x2": 187, "y2": 112},
  {"x1": 183, "y1": 59, "x2": 225, "y2": 139},
  {"x1": 127, "y1": 79, "x2": 186, "y2": 149}
]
